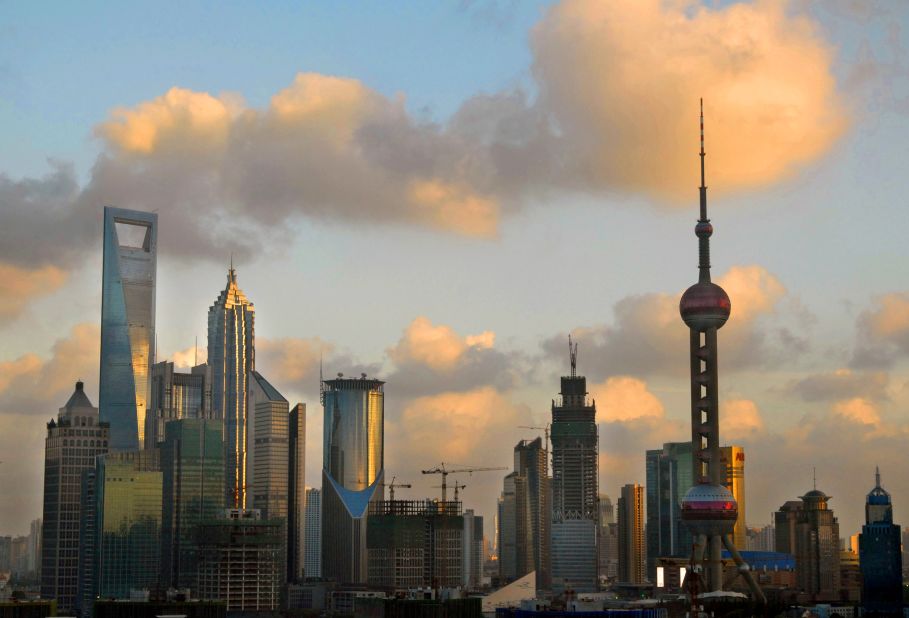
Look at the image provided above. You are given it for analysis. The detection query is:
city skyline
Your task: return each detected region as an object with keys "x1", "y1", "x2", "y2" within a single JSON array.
[{"x1": 3, "y1": 0, "x2": 909, "y2": 547}]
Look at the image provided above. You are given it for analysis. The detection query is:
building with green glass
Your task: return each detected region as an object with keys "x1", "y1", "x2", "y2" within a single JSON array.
[
  {"x1": 95, "y1": 449, "x2": 162, "y2": 599},
  {"x1": 160, "y1": 419, "x2": 225, "y2": 593}
]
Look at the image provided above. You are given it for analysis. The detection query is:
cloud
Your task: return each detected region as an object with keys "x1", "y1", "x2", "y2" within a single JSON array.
[
  {"x1": 590, "y1": 376, "x2": 665, "y2": 422},
  {"x1": 786, "y1": 368, "x2": 890, "y2": 402},
  {"x1": 722, "y1": 398, "x2": 765, "y2": 439},
  {"x1": 832, "y1": 397, "x2": 881, "y2": 426},
  {"x1": 852, "y1": 292, "x2": 909, "y2": 368},
  {"x1": 542, "y1": 265, "x2": 789, "y2": 379},
  {"x1": 388, "y1": 316, "x2": 495, "y2": 371},
  {"x1": 532, "y1": 0, "x2": 847, "y2": 199},
  {"x1": 0, "y1": 264, "x2": 67, "y2": 320},
  {"x1": 168, "y1": 344, "x2": 207, "y2": 370}
]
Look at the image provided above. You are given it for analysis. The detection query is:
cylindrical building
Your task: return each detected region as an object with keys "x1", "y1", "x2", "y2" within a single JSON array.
[{"x1": 321, "y1": 376, "x2": 385, "y2": 584}]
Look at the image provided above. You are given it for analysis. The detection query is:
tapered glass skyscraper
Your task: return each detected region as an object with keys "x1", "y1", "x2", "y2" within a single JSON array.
[
  {"x1": 99, "y1": 206, "x2": 157, "y2": 451},
  {"x1": 208, "y1": 265, "x2": 255, "y2": 508}
]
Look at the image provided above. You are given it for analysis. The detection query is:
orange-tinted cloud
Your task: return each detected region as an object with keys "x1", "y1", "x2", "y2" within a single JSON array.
[
  {"x1": 533, "y1": 0, "x2": 847, "y2": 199},
  {"x1": 722, "y1": 398, "x2": 766, "y2": 439},
  {"x1": 388, "y1": 316, "x2": 495, "y2": 371},
  {"x1": 590, "y1": 376, "x2": 665, "y2": 423},
  {"x1": 0, "y1": 264, "x2": 67, "y2": 320},
  {"x1": 832, "y1": 397, "x2": 881, "y2": 426}
]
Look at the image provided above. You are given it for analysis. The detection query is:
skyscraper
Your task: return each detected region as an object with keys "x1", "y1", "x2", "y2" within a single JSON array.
[
  {"x1": 497, "y1": 438, "x2": 550, "y2": 588},
  {"x1": 248, "y1": 371, "x2": 289, "y2": 522},
  {"x1": 41, "y1": 381, "x2": 110, "y2": 614},
  {"x1": 794, "y1": 487, "x2": 841, "y2": 601},
  {"x1": 550, "y1": 340, "x2": 598, "y2": 593},
  {"x1": 208, "y1": 265, "x2": 255, "y2": 509},
  {"x1": 160, "y1": 418, "x2": 225, "y2": 592},
  {"x1": 719, "y1": 446, "x2": 746, "y2": 550},
  {"x1": 774, "y1": 500, "x2": 803, "y2": 555},
  {"x1": 859, "y1": 468, "x2": 902, "y2": 615},
  {"x1": 617, "y1": 484, "x2": 645, "y2": 585},
  {"x1": 145, "y1": 360, "x2": 212, "y2": 449},
  {"x1": 462, "y1": 509, "x2": 484, "y2": 589},
  {"x1": 321, "y1": 375, "x2": 385, "y2": 584},
  {"x1": 288, "y1": 403, "x2": 307, "y2": 582},
  {"x1": 304, "y1": 488, "x2": 322, "y2": 578},
  {"x1": 94, "y1": 449, "x2": 163, "y2": 599},
  {"x1": 676, "y1": 101, "x2": 762, "y2": 600},
  {"x1": 99, "y1": 206, "x2": 157, "y2": 451}
]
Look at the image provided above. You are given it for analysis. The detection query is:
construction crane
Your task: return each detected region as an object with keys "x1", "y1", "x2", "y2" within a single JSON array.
[
  {"x1": 385, "y1": 476, "x2": 412, "y2": 501},
  {"x1": 518, "y1": 423, "x2": 551, "y2": 451},
  {"x1": 433, "y1": 481, "x2": 467, "y2": 502},
  {"x1": 421, "y1": 463, "x2": 507, "y2": 502}
]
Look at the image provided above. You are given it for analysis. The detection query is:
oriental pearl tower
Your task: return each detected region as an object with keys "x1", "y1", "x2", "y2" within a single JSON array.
[{"x1": 678, "y1": 100, "x2": 764, "y2": 604}]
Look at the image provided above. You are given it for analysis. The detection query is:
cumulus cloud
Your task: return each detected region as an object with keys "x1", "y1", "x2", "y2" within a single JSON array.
[
  {"x1": 532, "y1": 0, "x2": 846, "y2": 199},
  {"x1": 832, "y1": 397, "x2": 881, "y2": 426},
  {"x1": 388, "y1": 316, "x2": 495, "y2": 371},
  {"x1": 852, "y1": 292, "x2": 909, "y2": 368},
  {"x1": 590, "y1": 376, "x2": 665, "y2": 422},
  {"x1": 0, "y1": 264, "x2": 67, "y2": 320},
  {"x1": 543, "y1": 265, "x2": 789, "y2": 379},
  {"x1": 722, "y1": 398, "x2": 765, "y2": 439},
  {"x1": 786, "y1": 368, "x2": 890, "y2": 402}
]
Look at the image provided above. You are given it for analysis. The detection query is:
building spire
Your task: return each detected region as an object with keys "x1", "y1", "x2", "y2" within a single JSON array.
[
  {"x1": 875, "y1": 465, "x2": 881, "y2": 488},
  {"x1": 813, "y1": 466, "x2": 817, "y2": 490},
  {"x1": 568, "y1": 334, "x2": 578, "y2": 378},
  {"x1": 228, "y1": 253, "x2": 236, "y2": 284},
  {"x1": 696, "y1": 98, "x2": 712, "y2": 284}
]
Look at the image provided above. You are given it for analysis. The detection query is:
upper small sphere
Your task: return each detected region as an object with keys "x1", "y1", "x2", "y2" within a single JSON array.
[
  {"x1": 680, "y1": 282, "x2": 731, "y2": 331},
  {"x1": 695, "y1": 221, "x2": 713, "y2": 237}
]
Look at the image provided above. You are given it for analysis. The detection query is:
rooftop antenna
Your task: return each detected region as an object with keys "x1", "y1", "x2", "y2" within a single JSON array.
[
  {"x1": 319, "y1": 353, "x2": 325, "y2": 405},
  {"x1": 568, "y1": 334, "x2": 578, "y2": 378},
  {"x1": 813, "y1": 467, "x2": 817, "y2": 490},
  {"x1": 875, "y1": 465, "x2": 881, "y2": 488},
  {"x1": 194, "y1": 336, "x2": 198, "y2": 366}
]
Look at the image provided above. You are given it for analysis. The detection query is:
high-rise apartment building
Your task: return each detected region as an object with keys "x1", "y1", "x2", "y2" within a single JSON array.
[
  {"x1": 304, "y1": 488, "x2": 322, "y2": 578},
  {"x1": 366, "y1": 500, "x2": 463, "y2": 589},
  {"x1": 321, "y1": 376, "x2": 384, "y2": 584},
  {"x1": 859, "y1": 468, "x2": 902, "y2": 614},
  {"x1": 41, "y1": 381, "x2": 110, "y2": 614},
  {"x1": 198, "y1": 509, "x2": 282, "y2": 612},
  {"x1": 550, "y1": 342, "x2": 598, "y2": 593},
  {"x1": 288, "y1": 403, "x2": 307, "y2": 582},
  {"x1": 160, "y1": 418, "x2": 225, "y2": 592},
  {"x1": 208, "y1": 266, "x2": 255, "y2": 509},
  {"x1": 248, "y1": 371, "x2": 289, "y2": 522},
  {"x1": 95, "y1": 449, "x2": 162, "y2": 599},
  {"x1": 617, "y1": 484, "x2": 645, "y2": 585},
  {"x1": 145, "y1": 360, "x2": 212, "y2": 449},
  {"x1": 794, "y1": 487, "x2": 841, "y2": 601},
  {"x1": 462, "y1": 509, "x2": 484, "y2": 590},
  {"x1": 99, "y1": 206, "x2": 157, "y2": 451}
]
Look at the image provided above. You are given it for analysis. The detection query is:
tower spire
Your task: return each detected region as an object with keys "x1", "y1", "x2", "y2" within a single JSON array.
[
  {"x1": 876, "y1": 465, "x2": 881, "y2": 488},
  {"x1": 696, "y1": 98, "x2": 712, "y2": 283},
  {"x1": 568, "y1": 334, "x2": 578, "y2": 378}
]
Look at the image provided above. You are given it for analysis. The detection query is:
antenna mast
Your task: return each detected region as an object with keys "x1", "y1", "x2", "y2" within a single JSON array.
[{"x1": 568, "y1": 335, "x2": 578, "y2": 378}]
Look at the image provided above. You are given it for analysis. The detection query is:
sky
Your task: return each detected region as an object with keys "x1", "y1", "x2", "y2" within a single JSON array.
[{"x1": 2, "y1": 0, "x2": 909, "y2": 541}]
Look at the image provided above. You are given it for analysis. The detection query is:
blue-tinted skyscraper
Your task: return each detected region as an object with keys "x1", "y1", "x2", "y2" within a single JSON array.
[
  {"x1": 208, "y1": 266, "x2": 255, "y2": 508},
  {"x1": 859, "y1": 468, "x2": 902, "y2": 615},
  {"x1": 99, "y1": 207, "x2": 157, "y2": 451},
  {"x1": 321, "y1": 376, "x2": 384, "y2": 584}
]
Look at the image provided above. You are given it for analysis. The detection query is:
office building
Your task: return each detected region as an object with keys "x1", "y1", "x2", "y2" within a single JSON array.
[
  {"x1": 29, "y1": 519, "x2": 41, "y2": 579},
  {"x1": 197, "y1": 509, "x2": 282, "y2": 612},
  {"x1": 859, "y1": 468, "x2": 902, "y2": 615},
  {"x1": 794, "y1": 487, "x2": 841, "y2": 601},
  {"x1": 99, "y1": 206, "x2": 157, "y2": 451},
  {"x1": 321, "y1": 375, "x2": 385, "y2": 584},
  {"x1": 600, "y1": 522, "x2": 619, "y2": 581},
  {"x1": 719, "y1": 446, "x2": 747, "y2": 549},
  {"x1": 645, "y1": 441, "x2": 693, "y2": 578},
  {"x1": 208, "y1": 265, "x2": 255, "y2": 508},
  {"x1": 94, "y1": 449, "x2": 162, "y2": 599},
  {"x1": 0, "y1": 537, "x2": 10, "y2": 572},
  {"x1": 288, "y1": 403, "x2": 307, "y2": 582},
  {"x1": 160, "y1": 418, "x2": 225, "y2": 592},
  {"x1": 304, "y1": 488, "x2": 322, "y2": 578},
  {"x1": 497, "y1": 438, "x2": 549, "y2": 588},
  {"x1": 550, "y1": 340, "x2": 598, "y2": 593},
  {"x1": 248, "y1": 371, "x2": 289, "y2": 521},
  {"x1": 462, "y1": 509, "x2": 484, "y2": 589},
  {"x1": 366, "y1": 500, "x2": 462, "y2": 589},
  {"x1": 597, "y1": 495, "x2": 615, "y2": 581},
  {"x1": 41, "y1": 381, "x2": 110, "y2": 614},
  {"x1": 76, "y1": 469, "x2": 98, "y2": 618},
  {"x1": 145, "y1": 360, "x2": 211, "y2": 449},
  {"x1": 775, "y1": 500, "x2": 803, "y2": 555},
  {"x1": 617, "y1": 484, "x2": 645, "y2": 585},
  {"x1": 746, "y1": 525, "x2": 775, "y2": 552}
]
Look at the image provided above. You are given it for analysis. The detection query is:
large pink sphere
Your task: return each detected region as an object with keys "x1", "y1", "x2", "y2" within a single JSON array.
[
  {"x1": 679, "y1": 282, "x2": 731, "y2": 332},
  {"x1": 681, "y1": 483, "x2": 738, "y2": 537}
]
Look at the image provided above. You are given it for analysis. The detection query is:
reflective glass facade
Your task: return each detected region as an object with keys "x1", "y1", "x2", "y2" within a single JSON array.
[
  {"x1": 321, "y1": 377, "x2": 385, "y2": 584},
  {"x1": 100, "y1": 207, "x2": 157, "y2": 452},
  {"x1": 288, "y1": 404, "x2": 306, "y2": 581},
  {"x1": 146, "y1": 361, "x2": 211, "y2": 449},
  {"x1": 208, "y1": 268, "x2": 254, "y2": 509},
  {"x1": 95, "y1": 449, "x2": 162, "y2": 600},
  {"x1": 248, "y1": 371, "x2": 289, "y2": 521},
  {"x1": 161, "y1": 419, "x2": 225, "y2": 593}
]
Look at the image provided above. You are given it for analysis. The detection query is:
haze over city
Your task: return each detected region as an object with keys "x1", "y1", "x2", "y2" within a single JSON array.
[{"x1": 2, "y1": 0, "x2": 909, "y2": 560}]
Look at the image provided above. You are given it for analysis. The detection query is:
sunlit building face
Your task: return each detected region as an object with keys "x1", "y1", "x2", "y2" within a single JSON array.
[{"x1": 99, "y1": 207, "x2": 157, "y2": 452}]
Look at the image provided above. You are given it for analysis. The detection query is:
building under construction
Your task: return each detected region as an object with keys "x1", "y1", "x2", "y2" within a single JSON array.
[{"x1": 366, "y1": 500, "x2": 463, "y2": 590}]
